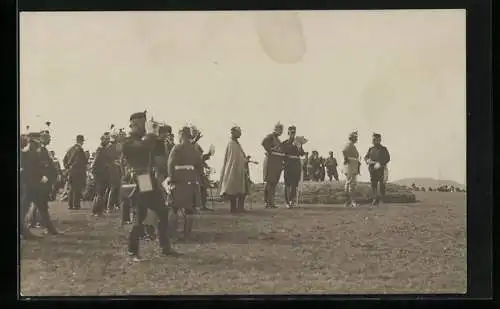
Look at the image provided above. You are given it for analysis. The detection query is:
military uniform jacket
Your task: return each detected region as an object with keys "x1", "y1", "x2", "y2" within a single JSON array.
[
  {"x1": 364, "y1": 145, "x2": 390, "y2": 169},
  {"x1": 325, "y1": 157, "x2": 338, "y2": 172},
  {"x1": 91, "y1": 144, "x2": 110, "y2": 181},
  {"x1": 63, "y1": 144, "x2": 88, "y2": 176},
  {"x1": 167, "y1": 142, "x2": 203, "y2": 184},
  {"x1": 261, "y1": 133, "x2": 283, "y2": 155},
  {"x1": 121, "y1": 133, "x2": 156, "y2": 173},
  {"x1": 281, "y1": 139, "x2": 305, "y2": 167}
]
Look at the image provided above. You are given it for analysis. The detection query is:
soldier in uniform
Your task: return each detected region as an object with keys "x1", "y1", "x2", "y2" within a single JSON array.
[
  {"x1": 106, "y1": 129, "x2": 126, "y2": 213},
  {"x1": 142, "y1": 124, "x2": 172, "y2": 240},
  {"x1": 23, "y1": 128, "x2": 60, "y2": 235},
  {"x1": 261, "y1": 122, "x2": 285, "y2": 208},
  {"x1": 121, "y1": 112, "x2": 176, "y2": 260},
  {"x1": 319, "y1": 157, "x2": 326, "y2": 181},
  {"x1": 49, "y1": 150, "x2": 63, "y2": 200},
  {"x1": 91, "y1": 133, "x2": 111, "y2": 216},
  {"x1": 302, "y1": 152, "x2": 310, "y2": 181},
  {"x1": 325, "y1": 151, "x2": 339, "y2": 181},
  {"x1": 281, "y1": 126, "x2": 305, "y2": 208},
  {"x1": 342, "y1": 131, "x2": 361, "y2": 207},
  {"x1": 166, "y1": 126, "x2": 204, "y2": 239},
  {"x1": 20, "y1": 132, "x2": 40, "y2": 239},
  {"x1": 191, "y1": 126, "x2": 213, "y2": 212},
  {"x1": 63, "y1": 135, "x2": 88, "y2": 210},
  {"x1": 308, "y1": 151, "x2": 321, "y2": 182},
  {"x1": 364, "y1": 133, "x2": 391, "y2": 205}
]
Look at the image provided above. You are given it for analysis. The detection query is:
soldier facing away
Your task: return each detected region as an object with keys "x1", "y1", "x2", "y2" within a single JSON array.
[
  {"x1": 166, "y1": 126, "x2": 204, "y2": 239},
  {"x1": 121, "y1": 112, "x2": 177, "y2": 261},
  {"x1": 325, "y1": 151, "x2": 339, "y2": 181}
]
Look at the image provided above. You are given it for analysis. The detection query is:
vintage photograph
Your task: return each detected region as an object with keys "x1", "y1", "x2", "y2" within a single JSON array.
[{"x1": 19, "y1": 10, "x2": 466, "y2": 295}]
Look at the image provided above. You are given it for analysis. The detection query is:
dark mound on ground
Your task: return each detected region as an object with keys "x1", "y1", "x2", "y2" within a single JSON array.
[{"x1": 246, "y1": 181, "x2": 417, "y2": 205}]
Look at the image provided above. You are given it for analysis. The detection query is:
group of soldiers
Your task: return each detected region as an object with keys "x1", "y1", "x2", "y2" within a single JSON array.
[
  {"x1": 302, "y1": 151, "x2": 339, "y2": 182},
  {"x1": 20, "y1": 114, "x2": 392, "y2": 260},
  {"x1": 260, "y1": 124, "x2": 391, "y2": 208},
  {"x1": 410, "y1": 184, "x2": 465, "y2": 193}
]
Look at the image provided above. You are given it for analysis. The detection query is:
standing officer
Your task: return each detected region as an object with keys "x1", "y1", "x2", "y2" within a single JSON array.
[
  {"x1": 281, "y1": 126, "x2": 305, "y2": 208},
  {"x1": 166, "y1": 126, "x2": 204, "y2": 239},
  {"x1": 364, "y1": 133, "x2": 391, "y2": 205},
  {"x1": 63, "y1": 135, "x2": 88, "y2": 210},
  {"x1": 325, "y1": 151, "x2": 339, "y2": 181},
  {"x1": 342, "y1": 131, "x2": 361, "y2": 207},
  {"x1": 261, "y1": 122, "x2": 285, "y2": 208},
  {"x1": 121, "y1": 112, "x2": 177, "y2": 261},
  {"x1": 20, "y1": 132, "x2": 40, "y2": 239},
  {"x1": 91, "y1": 133, "x2": 111, "y2": 216},
  {"x1": 191, "y1": 126, "x2": 213, "y2": 212}
]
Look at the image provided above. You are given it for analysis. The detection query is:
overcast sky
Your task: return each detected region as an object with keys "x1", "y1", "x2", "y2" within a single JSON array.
[{"x1": 20, "y1": 10, "x2": 466, "y2": 184}]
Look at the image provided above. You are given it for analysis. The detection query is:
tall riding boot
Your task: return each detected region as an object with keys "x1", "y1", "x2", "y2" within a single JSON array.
[
  {"x1": 183, "y1": 214, "x2": 194, "y2": 239},
  {"x1": 268, "y1": 184, "x2": 277, "y2": 208},
  {"x1": 229, "y1": 196, "x2": 237, "y2": 213},
  {"x1": 263, "y1": 184, "x2": 269, "y2": 207},
  {"x1": 237, "y1": 194, "x2": 246, "y2": 212},
  {"x1": 168, "y1": 210, "x2": 179, "y2": 238}
]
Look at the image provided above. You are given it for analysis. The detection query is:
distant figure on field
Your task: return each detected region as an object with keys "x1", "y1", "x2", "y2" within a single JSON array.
[
  {"x1": 308, "y1": 151, "x2": 321, "y2": 182},
  {"x1": 325, "y1": 151, "x2": 339, "y2": 181}
]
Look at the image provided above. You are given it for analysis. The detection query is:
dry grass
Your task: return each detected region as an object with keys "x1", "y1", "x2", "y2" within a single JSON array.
[
  {"x1": 248, "y1": 181, "x2": 416, "y2": 204},
  {"x1": 20, "y1": 191, "x2": 466, "y2": 296}
]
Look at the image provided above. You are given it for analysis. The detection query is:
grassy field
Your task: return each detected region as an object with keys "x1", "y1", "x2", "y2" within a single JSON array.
[{"x1": 20, "y1": 191, "x2": 466, "y2": 296}]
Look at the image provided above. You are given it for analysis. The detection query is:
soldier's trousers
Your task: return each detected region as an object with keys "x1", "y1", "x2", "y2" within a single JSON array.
[
  {"x1": 128, "y1": 189, "x2": 171, "y2": 256},
  {"x1": 200, "y1": 186, "x2": 208, "y2": 208},
  {"x1": 107, "y1": 185, "x2": 120, "y2": 211},
  {"x1": 264, "y1": 181, "x2": 278, "y2": 206},
  {"x1": 68, "y1": 178, "x2": 85, "y2": 209},
  {"x1": 92, "y1": 178, "x2": 108, "y2": 215},
  {"x1": 121, "y1": 198, "x2": 132, "y2": 224},
  {"x1": 328, "y1": 170, "x2": 339, "y2": 181},
  {"x1": 369, "y1": 167, "x2": 386, "y2": 199},
  {"x1": 21, "y1": 186, "x2": 57, "y2": 233},
  {"x1": 228, "y1": 194, "x2": 245, "y2": 213}
]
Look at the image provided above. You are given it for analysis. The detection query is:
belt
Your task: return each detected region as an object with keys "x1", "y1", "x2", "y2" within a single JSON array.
[
  {"x1": 113, "y1": 159, "x2": 121, "y2": 166},
  {"x1": 347, "y1": 157, "x2": 359, "y2": 161},
  {"x1": 270, "y1": 152, "x2": 285, "y2": 157},
  {"x1": 175, "y1": 165, "x2": 195, "y2": 170},
  {"x1": 287, "y1": 155, "x2": 301, "y2": 159},
  {"x1": 129, "y1": 168, "x2": 150, "y2": 174}
]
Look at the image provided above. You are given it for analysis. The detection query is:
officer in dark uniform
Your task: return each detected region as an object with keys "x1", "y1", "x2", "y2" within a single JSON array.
[
  {"x1": 23, "y1": 129, "x2": 60, "y2": 235},
  {"x1": 121, "y1": 112, "x2": 177, "y2": 261},
  {"x1": 261, "y1": 123, "x2": 285, "y2": 208},
  {"x1": 63, "y1": 135, "x2": 88, "y2": 209},
  {"x1": 91, "y1": 133, "x2": 111, "y2": 216},
  {"x1": 364, "y1": 133, "x2": 391, "y2": 205},
  {"x1": 20, "y1": 132, "x2": 39, "y2": 239},
  {"x1": 281, "y1": 126, "x2": 305, "y2": 208}
]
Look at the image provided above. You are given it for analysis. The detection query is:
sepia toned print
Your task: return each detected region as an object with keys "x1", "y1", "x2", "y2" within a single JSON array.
[{"x1": 19, "y1": 10, "x2": 466, "y2": 295}]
